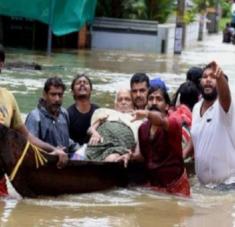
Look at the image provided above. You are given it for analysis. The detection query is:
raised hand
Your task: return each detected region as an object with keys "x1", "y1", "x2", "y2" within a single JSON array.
[{"x1": 207, "y1": 61, "x2": 224, "y2": 80}]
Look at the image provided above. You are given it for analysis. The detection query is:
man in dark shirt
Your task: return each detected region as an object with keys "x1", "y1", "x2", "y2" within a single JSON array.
[{"x1": 67, "y1": 74, "x2": 99, "y2": 145}]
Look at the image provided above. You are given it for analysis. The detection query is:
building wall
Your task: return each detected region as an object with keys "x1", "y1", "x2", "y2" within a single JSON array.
[
  {"x1": 91, "y1": 18, "x2": 206, "y2": 54},
  {"x1": 92, "y1": 31, "x2": 161, "y2": 52},
  {"x1": 184, "y1": 22, "x2": 200, "y2": 48}
]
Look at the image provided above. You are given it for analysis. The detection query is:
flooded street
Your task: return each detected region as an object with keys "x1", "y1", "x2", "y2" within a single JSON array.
[{"x1": 1, "y1": 33, "x2": 235, "y2": 227}]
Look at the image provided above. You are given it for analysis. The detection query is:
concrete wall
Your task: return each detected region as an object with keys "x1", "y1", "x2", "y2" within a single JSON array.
[
  {"x1": 184, "y1": 22, "x2": 200, "y2": 48},
  {"x1": 92, "y1": 31, "x2": 160, "y2": 53},
  {"x1": 157, "y1": 24, "x2": 175, "y2": 54},
  {"x1": 91, "y1": 18, "x2": 205, "y2": 54},
  {"x1": 91, "y1": 17, "x2": 160, "y2": 53}
]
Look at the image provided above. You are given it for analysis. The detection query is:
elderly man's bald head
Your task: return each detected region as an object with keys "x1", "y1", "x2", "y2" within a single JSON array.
[{"x1": 114, "y1": 88, "x2": 133, "y2": 113}]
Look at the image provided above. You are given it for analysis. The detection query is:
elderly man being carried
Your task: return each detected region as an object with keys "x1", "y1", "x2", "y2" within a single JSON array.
[{"x1": 72, "y1": 88, "x2": 143, "y2": 164}]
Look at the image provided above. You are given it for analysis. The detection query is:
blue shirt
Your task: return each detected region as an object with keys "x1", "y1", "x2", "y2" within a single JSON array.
[{"x1": 25, "y1": 99, "x2": 78, "y2": 154}]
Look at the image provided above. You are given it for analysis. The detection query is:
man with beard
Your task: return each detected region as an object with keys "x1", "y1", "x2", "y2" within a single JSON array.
[
  {"x1": 123, "y1": 86, "x2": 190, "y2": 197},
  {"x1": 130, "y1": 73, "x2": 149, "y2": 110},
  {"x1": 67, "y1": 74, "x2": 99, "y2": 145},
  {"x1": 26, "y1": 77, "x2": 78, "y2": 155},
  {"x1": 184, "y1": 61, "x2": 235, "y2": 187}
]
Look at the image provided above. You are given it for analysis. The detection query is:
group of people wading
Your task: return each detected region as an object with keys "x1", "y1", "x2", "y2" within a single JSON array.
[{"x1": 1, "y1": 44, "x2": 235, "y2": 198}]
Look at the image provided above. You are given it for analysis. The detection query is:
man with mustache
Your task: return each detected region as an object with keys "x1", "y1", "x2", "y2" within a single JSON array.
[
  {"x1": 130, "y1": 73, "x2": 149, "y2": 110},
  {"x1": 128, "y1": 86, "x2": 190, "y2": 196},
  {"x1": 184, "y1": 61, "x2": 235, "y2": 187},
  {"x1": 26, "y1": 77, "x2": 78, "y2": 155},
  {"x1": 67, "y1": 74, "x2": 99, "y2": 145}
]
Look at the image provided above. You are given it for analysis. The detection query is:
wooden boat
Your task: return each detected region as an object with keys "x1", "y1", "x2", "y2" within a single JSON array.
[{"x1": 0, "y1": 123, "x2": 194, "y2": 197}]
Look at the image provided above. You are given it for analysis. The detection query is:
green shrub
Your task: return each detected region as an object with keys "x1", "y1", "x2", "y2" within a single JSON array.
[{"x1": 95, "y1": 0, "x2": 175, "y2": 23}]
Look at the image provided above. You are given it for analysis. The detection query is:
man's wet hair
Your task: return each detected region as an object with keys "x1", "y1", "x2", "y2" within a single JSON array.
[
  {"x1": 130, "y1": 73, "x2": 150, "y2": 88},
  {"x1": 44, "y1": 77, "x2": 66, "y2": 93},
  {"x1": 0, "y1": 44, "x2": 5, "y2": 63},
  {"x1": 202, "y1": 63, "x2": 228, "y2": 81},
  {"x1": 148, "y1": 86, "x2": 171, "y2": 105},
  {"x1": 172, "y1": 81, "x2": 199, "y2": 110},
  {"x1": 71, "y1": 74, "x2": 93, "y2": 91}
]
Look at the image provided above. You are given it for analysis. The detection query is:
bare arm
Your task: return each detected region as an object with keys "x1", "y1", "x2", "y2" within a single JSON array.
[
  {"x1": 130, "y1": 142, "x2": 144, "y2": 162},
  {"x1": 16, "y1": 124, "x2": 68, "y2": 167},
  {"x1": 217, "y1": 74, "x2": 231, "y2": 112},
  {"x1": 17, "y1": 124, "x2": 55, "y2": 151},
  {"x1": 116, "y1": 142, "x2": 144, "y2": 168},
  {"x1": 182, "y1": 139, "x2": 194, "y2": 159},
  {"x1": 87, "y1": 120, "x2": 103, "y2": 145},
  {"x1": 132, "y1": 110, "x2": 169, "y2": 130},
  {"x1": 211, "y1": 61, "x2": 231, "y2": 112}
]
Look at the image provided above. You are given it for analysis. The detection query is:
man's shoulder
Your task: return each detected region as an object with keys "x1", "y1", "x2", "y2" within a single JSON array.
[
  {"x1": 27, "y1": 108, "x2": 41, "y2": 121},
  {"x1": 59, "y1": 107, "x2": 70, "y2": 122},
  {"x1": 92, "y1": 108, "x2": 113, "y2": 118},
  {"x1": 139, "y1": 119, "x2": 150, "y2": 130},
  {"x1": 60, "y1": 106, "x2": 69, "y2": 114},
  {"x1": 192, "y1": 99, "x2": 203, "y2": 115},
  {"x1": 167, "y1": 114, "x2": 182, "y2": 130},
  {"x1": 67, "y1": 104, "x2": 75, "y2": 112}
]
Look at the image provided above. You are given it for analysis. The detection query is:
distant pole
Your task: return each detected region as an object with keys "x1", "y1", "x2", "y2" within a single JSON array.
[
  {"x1": 215, "y1": 0, "x2": 220, "y2": 33},
  {"x1": 174, "y1": 0, "x2": 185, "y2": 54},
  {"x1": 198, "y1": 0, "x2": 206, "y2": 41},
  {"x1": 47, "y1": 0, "x2": 55, "y2": 55}
]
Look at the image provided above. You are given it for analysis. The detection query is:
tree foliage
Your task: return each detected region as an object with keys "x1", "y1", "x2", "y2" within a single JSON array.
[
  {"x1": 96, "y1": 0, "x2": 175, "y2": 23},
  {"x1": 193, "y1": 0, "x2": 232, "y2": 17}
]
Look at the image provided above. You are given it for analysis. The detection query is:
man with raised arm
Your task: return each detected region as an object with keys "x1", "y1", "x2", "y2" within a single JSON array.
[
  {"x1": 184, "y1": 61, "x2": 235, "y2": 187},
  {"x1": 128, "y1": 86, "x2": 190, "y2": 196}
]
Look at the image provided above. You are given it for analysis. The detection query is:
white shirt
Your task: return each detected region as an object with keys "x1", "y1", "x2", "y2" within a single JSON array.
[
  {"x1": 191, "y1": 99, "x2": 235, "y2": 186},
  {"x1": 91, "y1": 108, "x2": 143, "y2": 142}
]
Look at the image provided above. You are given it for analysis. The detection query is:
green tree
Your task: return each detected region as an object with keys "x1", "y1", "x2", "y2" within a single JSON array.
[
  {"x1": 96, "y1": 0, "x2": 175, "y2": 23},
  {"x1": 96, "y1": 0, "x2": 122, "y2": 18},
  {"x1": 145, "y1": 0, "x2": 175, "y2": 23},
  {"x1": 122, "y1": 0, "x2": 147, "y2": 19}
]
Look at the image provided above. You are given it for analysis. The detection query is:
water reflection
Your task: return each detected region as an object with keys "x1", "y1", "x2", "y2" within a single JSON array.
[
  {"x1": 0, "y1": 189, "x2": 195, "y2": 227},
  {"x1": 2, "y1": 186, "x2": 235, "y2": 226}
]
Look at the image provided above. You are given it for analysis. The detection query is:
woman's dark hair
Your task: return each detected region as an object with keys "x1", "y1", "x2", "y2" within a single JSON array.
[
  {"x1": 148, "y1": 86, "x2": 171, "y2": 105},
  {"x1": 186, "y1": 66, "x2": 203, "y2": 90},
  {"x1": 44, "y1": 77, "x2": 66, "y2": 93},
  {"x1": 71, "y1": 74, "x2": 93, "y2": 91},
  {"x1": 172, "y1": 81, "x2": 199, "y2": 110}
]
